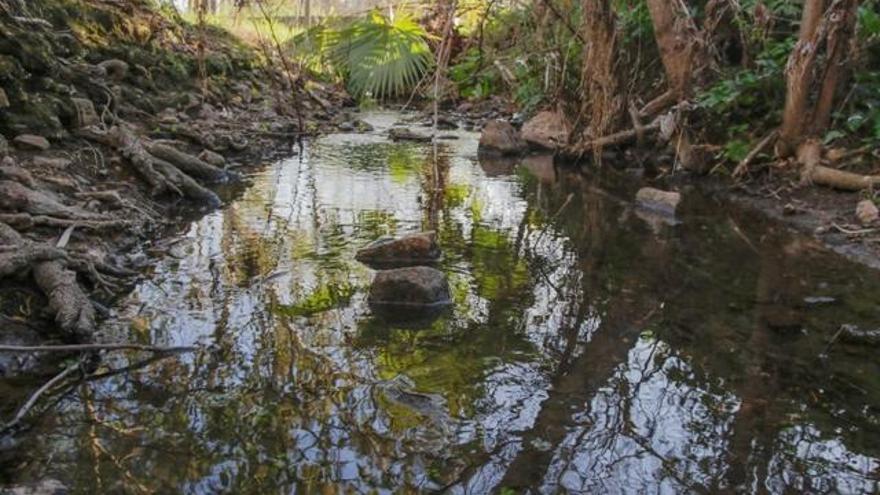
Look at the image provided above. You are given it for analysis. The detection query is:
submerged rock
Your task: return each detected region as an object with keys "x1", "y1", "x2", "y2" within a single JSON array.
[
  {"x1": 389, "y1": 127, "x2": 431, "y2": 142},
  {"x1": 635, "y1": 187, "x2": 681, "y2": 215},
  {"x1": 356, "y1": 232, "x2": 441, "y2": 267},
  {"x1": 368, "y1": 266, "x2": 452, "y2": 310},
  {"x1": 521, "y1": 110, "x2": 569, "y2": 151},
  {"x1": 13, "y1": 134, "x2": 50, "y2": 151},
  {"x1": 478, "y1": 120, "x2": 526, "y2": 156}
]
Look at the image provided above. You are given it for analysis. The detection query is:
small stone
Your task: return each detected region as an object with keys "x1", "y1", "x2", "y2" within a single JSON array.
[
  {"x1": 31, "y1": 156, "x2": 72, "y2": 169},
  {"x1": 98, "y1": 59, "x2": 129, "y2": 81},
  {"x1": 338, "y1": 121, "x2": 355, "y2": 132},
  {"x1": 855, "y1": 199, "x2": 878, "y2": 226},
  {"x1": 198, "y1": 149, "x2": 226, "y2": 167},
  {"x1": 478, "y1": 120, "x2": 526, "y2": 156},
  {"x1": 635, "y1": 187, "x2": 681, "y2": 215},
  {"x1": 368, "y1": 266, "x2": 452, "y2": 309},
  {"x1": 0, "y1": 87, "x2": 9, "y2": 108},
  {"x1": 356, "y1": 231, "x2": 441, "y2": 268},
  {"x1": 13, "y1": 134, "x2": 50, "y2": 151},
  {"x1": 70, "y1": 97, "x2": 100, "y2": 127}
]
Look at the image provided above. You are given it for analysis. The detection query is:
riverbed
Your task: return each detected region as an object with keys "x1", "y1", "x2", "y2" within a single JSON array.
[{"x1": 2, "y1": 112, "x2": 879, "y2": 493}]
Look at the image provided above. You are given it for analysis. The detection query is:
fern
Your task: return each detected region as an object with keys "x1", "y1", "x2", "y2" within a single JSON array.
[{"x1": 324, "y1": 10, "x2": 433, "y2": 100}]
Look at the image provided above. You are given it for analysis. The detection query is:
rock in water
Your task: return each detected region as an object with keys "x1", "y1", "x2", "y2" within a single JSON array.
[
  {"x1": 478, "y1": 120, "x2": 526, "y2": 156},
  {"x1": 0, "y1": 135, "x2": 8, "y2": 156},
  {"x1": 356, "y1": 231, "x2": 441, "y2": 267},
  {"x1": 389, "y1": 127, "x2": 431, "y2": 142},
  {"x1": 521, "y1": 110, "x2": 569, "y2": 151},
  {"x1": 368, "y1": 266, "x2": 452, "y2": 311},
  {"x1": 0, "y1": 87, "x2": 9, "y2": 108},
  {"x1": 855, "y1": 199, "x2": 878, "y2": 226},
  {"x1": 13, "y1": 134, "x2": 50, "y2": 151},
  {"x1": 635, "y1": 187, "x2": 681, "y2": 215}
]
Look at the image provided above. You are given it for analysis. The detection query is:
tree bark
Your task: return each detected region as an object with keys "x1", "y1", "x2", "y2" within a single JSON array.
[
  {"x1": 645, "y1": 0, "x2": 707, "y2": 99},
  {"x1": 779, "y1": 0, "x2": 859, "y2": 156}
]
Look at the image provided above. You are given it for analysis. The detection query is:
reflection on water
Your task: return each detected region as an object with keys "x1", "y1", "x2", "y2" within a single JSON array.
[{"x1": 2, "y1": 112, "x2": 879, "y2": 493}]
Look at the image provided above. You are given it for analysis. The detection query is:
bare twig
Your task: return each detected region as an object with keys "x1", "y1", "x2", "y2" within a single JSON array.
[
  {"x1": 1, "y1": 359, "x2": 82, "y2": 432},
  {"x1": 0, "y1": 343, "x2": 196, "y2": 353}
]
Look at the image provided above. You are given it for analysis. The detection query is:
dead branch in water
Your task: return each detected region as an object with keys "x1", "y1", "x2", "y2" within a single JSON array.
[
  {"x1": 1, "y1": 358, "x2": 82, "y2": 433},
  {"x1": 0, "y1": 343, "x2": 196, "y2": 353}
]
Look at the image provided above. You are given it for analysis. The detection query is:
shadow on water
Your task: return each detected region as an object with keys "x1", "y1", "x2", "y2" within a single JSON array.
[{"x1": 1, "y1": 111, "x2": 878, "y2": 493}]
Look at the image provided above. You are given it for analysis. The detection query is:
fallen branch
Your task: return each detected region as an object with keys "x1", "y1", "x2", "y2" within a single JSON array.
[
  {"x1": 731, "y1": 130, "x2": 779, "y2": 177},
  {"x1": 0, "y1": 343, "x2": 196, "y2": 353},
  {"x1": 1, "y1": 359, "x2": 82, "y2": 433}
]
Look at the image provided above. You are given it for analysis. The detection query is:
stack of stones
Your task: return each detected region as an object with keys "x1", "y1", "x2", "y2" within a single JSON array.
[{"x1": 355, "y1": 231, "x2": 451, "y2": 319}]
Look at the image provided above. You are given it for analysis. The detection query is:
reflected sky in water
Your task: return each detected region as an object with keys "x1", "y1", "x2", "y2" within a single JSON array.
[{"x1": 2, "y1": 111, "x2": 879, "y2": 493}]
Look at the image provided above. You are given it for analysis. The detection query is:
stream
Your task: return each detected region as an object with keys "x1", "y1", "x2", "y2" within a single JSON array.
[{"x1": 2, "y1": 111, "x2": 879, "y2": 493}]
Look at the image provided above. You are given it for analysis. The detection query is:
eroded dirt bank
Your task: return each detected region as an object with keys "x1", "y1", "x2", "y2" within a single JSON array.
[{"x1": 0, "y1": 0, "x2": 354, "y2": 355}]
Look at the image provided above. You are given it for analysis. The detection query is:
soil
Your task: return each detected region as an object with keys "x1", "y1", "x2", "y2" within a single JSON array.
[
  {"x1": 0, "y1": 0, "x2": 364, "y2": 353},
  {"x1": 726, "y1": 171, "x2": 880, "y2": 270}
]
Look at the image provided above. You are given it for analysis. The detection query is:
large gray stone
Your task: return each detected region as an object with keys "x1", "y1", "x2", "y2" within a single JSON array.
[
  {"x1": 521, "y1": 110, "x2": 569, "y2": 150},
  {"x1": 478, "y1": 120, "x2": 526, "y2": 156},
  {"x1": 368, "y1": 266, "x2": 452, "y2": 310},
  {"x1": 356, "y1": 231, "x2": 441, "y2": 267}
]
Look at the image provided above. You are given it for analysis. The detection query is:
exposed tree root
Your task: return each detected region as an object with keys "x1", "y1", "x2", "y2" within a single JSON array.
[
  {"x1": 798, "y1": 139, "x2": 880, "y2": 191},
  {"x1": 0, "y1": 213, "x2": 130, "y2": 231},
  {"x1": 0, "y1": 222, "x2": 96, "y2": 340},
  {"x1": 145, "y1": 142, "x2": 233, "y2": 182},
  {"x1": 0, "y1": 180, "x2": 105, "y2": 220},
  {"x1": 82, "y1": 125, "x2": 221, "y2": 206},
  {"x1": 32, "y1": 261, "x2": 96, "y2": 339}
]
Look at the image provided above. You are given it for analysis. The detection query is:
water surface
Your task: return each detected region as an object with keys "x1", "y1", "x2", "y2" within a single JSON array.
[{"x1": 2, "y1": 112, "x2": 879, "y2": 493}]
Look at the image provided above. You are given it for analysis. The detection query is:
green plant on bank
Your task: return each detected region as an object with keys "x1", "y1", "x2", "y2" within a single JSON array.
[{"x1": 286, "y1": 8, "x2": 434, "y2": 100}]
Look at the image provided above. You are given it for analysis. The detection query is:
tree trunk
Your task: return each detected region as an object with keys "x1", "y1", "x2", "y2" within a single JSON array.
[
  {"x1": 778, "y1": 0, "x2": 859, "y2": 156},
  {"x1": 645, "y1": 0, "x2": 707, "y2": 99}
]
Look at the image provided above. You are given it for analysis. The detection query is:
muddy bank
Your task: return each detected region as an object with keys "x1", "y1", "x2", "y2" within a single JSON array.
[{"x1": 0, "y1": 0, "x2": 357, "y2": 358}]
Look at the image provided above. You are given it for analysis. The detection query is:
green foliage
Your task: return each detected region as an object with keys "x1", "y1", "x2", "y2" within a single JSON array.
[
  {"x1": 323, "y1": 10, "x2": 434, "y2": 100},
  {"x1": 448, "y1": 47, "x2": 498, "y2": 99}
]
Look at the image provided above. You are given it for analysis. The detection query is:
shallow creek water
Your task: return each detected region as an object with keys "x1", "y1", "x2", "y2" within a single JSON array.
[{"x1": 2, "y1": 112, "x2": 880, "y2": 493}]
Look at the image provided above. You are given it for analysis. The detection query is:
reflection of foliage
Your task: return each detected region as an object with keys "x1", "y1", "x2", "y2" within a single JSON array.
[
  {"x1": 357, "y1": 319, "x2": 536, "y2": 418},
  {"x1": 470, "y1": 226, "x2": 530, "y2": 301},
  {"x1": 443, "y1": 183, "x2": 470, "y2": 209},
  {"x1": 387, "y1": 145, "x2": 427, "y2": 183},
  {"x1": 355, "y1": 210, "x2": 399, "y2": 240},
  {"x1": 275, "y1": 281, "x2": 356, "y2": 317}
]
